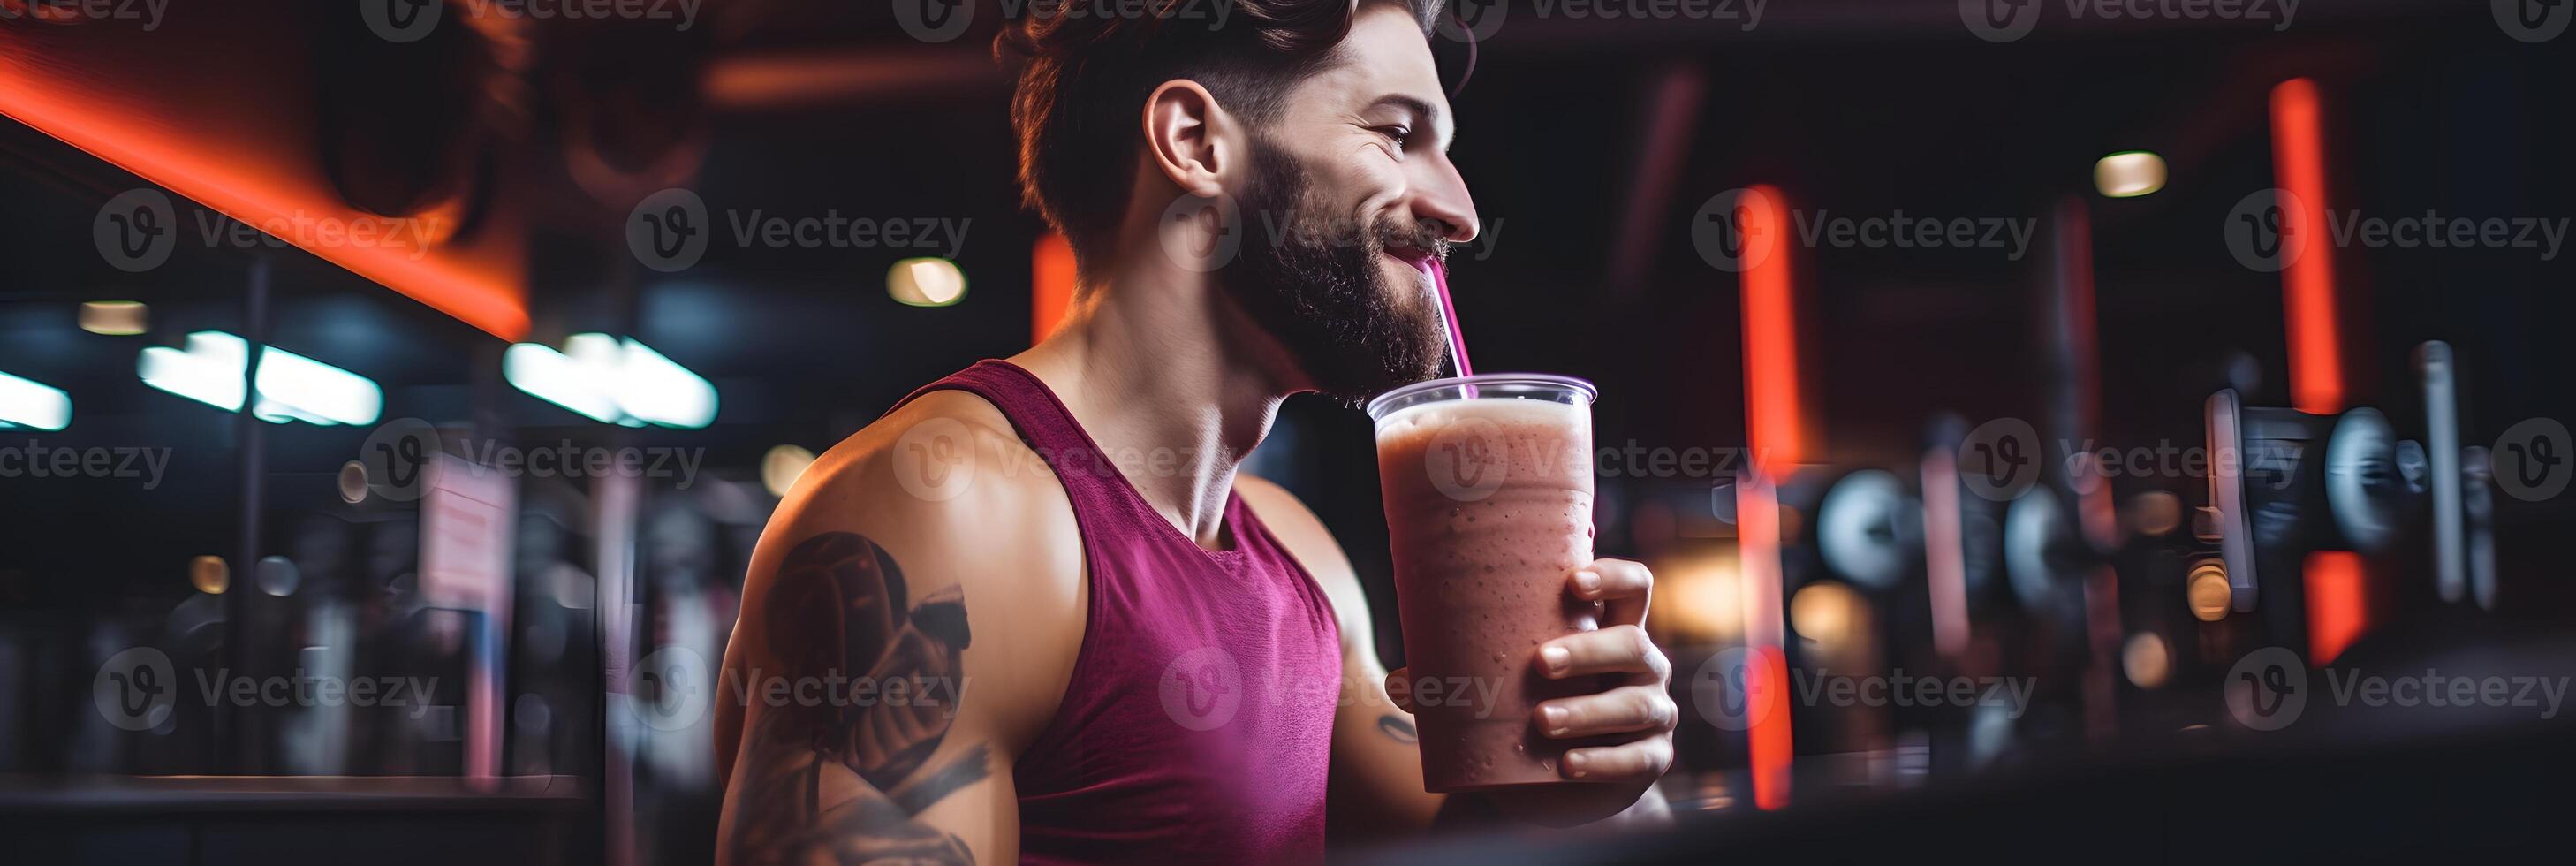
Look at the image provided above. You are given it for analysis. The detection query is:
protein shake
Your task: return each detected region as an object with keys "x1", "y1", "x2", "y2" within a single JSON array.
[{"x1": 1368, "y1": 375, "x2": 1598, "y2": 791}]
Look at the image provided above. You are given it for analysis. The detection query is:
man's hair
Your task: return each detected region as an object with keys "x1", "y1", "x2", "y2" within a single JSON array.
[{"x1": 998, "y1": 0, "x2": 1448, "y2": 273}]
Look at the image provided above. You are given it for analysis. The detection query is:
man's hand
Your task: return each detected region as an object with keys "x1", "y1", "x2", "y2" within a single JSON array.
[{"x1": 1387, "y1": 558, "x2": 1677, "y2": 827}]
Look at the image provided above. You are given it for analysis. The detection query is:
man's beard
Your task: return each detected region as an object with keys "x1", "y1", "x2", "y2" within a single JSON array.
[{"x1": 1216, "y1": 135, "x2": 1450, "y2": 407}]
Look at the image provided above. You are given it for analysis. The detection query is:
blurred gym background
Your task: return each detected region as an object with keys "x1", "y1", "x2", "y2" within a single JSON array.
[{"x1": 2, "y1": 1, "x2": 2570, "y2": 862}]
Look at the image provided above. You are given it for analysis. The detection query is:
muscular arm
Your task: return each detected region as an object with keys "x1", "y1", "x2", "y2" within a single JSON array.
[
  {"x1": 722, "y1": 533, "x2": 990, "y2": 865},
  {"x1": 717, "y1": 397, "x2": 1086, "y2": 864}
]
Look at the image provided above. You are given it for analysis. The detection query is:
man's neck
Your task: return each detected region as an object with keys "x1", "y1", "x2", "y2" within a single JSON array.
[{"x1": 1007, "y1": 244, "x2": 1303, "y2": 551}]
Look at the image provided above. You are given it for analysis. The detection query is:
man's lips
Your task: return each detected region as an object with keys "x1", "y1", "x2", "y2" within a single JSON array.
[{"x1": 1384, "y1": 246, "x2": 1436, "y2": 277}]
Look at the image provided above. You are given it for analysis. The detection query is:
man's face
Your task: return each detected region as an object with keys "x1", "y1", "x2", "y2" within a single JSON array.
[{"x1": 1216, "y1": 4, "x2": 1480, "y2": 406}]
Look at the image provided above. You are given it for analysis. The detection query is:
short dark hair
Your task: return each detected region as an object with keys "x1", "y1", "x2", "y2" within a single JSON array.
[{"x1": 998, "y1": 0, "x2": 1447, "y2": 274}]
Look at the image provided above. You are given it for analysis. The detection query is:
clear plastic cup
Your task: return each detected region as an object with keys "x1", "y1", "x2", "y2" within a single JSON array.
[{"x1": 1368, "y1": 374, "x2": 1598, "y2": 791}]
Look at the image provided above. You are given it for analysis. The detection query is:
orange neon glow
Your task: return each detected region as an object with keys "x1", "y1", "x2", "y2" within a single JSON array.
[
  {"x1": 2269, "y1": 79, "x2": 2342, "y2": 415},
  {"x1": 2304, "y1": 551, "x2": 2367, "y2": 662},
  {"x1": 1033, "y1": 232, "x2": 1077, "y2": 346},
  {"x1": 1732, "y1": 183, "x2": 1799, "y2": 810},
  {"x1": 1734, "y1": 476, "x2": 1792, "y2": 810},
  {"x1": 0, "y1": 45, "x2": 528, "y2": 340},
  {"x1": 2271, "y1": 80, "x2": 2368, "y2": 655},
  {"x1": 1739, "y1": 184, "x2": 1803, "y2": 479}
]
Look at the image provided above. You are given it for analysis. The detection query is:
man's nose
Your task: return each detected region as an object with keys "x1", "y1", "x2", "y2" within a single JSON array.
[{"x1": 1411, "y1": 156, "x2": 1479, "y2": 246}]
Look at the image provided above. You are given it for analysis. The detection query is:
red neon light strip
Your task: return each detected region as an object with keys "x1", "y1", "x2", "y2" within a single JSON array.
[
  {"x1": 2270, "y1": 79, "x2": 2367, "y2": 658},
  {"x1": 1735, "y1": 183, "x2": 1798, "y2": 810},
  {"x1": 2304, "y1": 551, "x2": 2367, "y2": 663},
  {"x1": 1740, "y1": 185, "x2": 1802, "y2": 478},
  {"x1": 1733, "y1": 477, "x2": 1792, "y2": 810},
  {"x1": 0, "y1": 76, "x2": 529, "y2": 340},
  {"x1": 2270, "y1": 80, "x2": 2342, "y2": 415}
]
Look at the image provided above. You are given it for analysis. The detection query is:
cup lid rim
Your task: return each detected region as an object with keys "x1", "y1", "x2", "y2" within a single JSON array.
[{"x1": 1364, "y1": 373, "x2": 1598, "y2": 419}]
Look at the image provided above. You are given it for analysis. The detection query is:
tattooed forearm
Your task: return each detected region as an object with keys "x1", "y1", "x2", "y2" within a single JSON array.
[
  {"x1": 1377, "y1": 714, "x2": 1420, "y2": 744},
  {"x1": 727, "y1": 532, "x2": 985, "y2": 865}
]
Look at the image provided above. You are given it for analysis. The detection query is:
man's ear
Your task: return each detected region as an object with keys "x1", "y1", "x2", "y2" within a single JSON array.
[{"x1": 1142, "y1": 80, "x2": 1236, "y2": 197}]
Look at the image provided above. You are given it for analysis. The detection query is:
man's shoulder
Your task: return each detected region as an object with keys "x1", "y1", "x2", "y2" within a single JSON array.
[
  {"x1": 801, "y1": 391, "x2": 1061, "y2": 525},
  {"x1": 756, "y1": 389, "x2": 1081, "y2": 602},
  {"x1": 728, "y1": 388, "x2": 1089, "y2": 755}
]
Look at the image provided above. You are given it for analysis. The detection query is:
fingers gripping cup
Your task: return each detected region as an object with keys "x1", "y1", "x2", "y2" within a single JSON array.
[{"x1": 1368, "y1": 374, "x2": 1598, "y2": 792}]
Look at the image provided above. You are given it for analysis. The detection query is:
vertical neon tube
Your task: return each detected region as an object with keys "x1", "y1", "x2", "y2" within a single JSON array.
[
  {"x1": 2271, "y1": 78, "x2": 2366, "y2": 662},
  {"x1": 1735, "y1": 183, "x2": 1797, "y2": 810}
]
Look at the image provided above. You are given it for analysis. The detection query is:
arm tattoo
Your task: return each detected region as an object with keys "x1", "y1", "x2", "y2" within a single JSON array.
[
  {"x1": 729, "y1": 532, "x2": 985, "y2": 865},
  {"x1": 1377, "y1": 714, "x2": 1420, "y2": 744}
]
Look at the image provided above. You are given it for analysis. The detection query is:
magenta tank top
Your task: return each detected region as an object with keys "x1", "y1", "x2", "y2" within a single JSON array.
[{"x1": 891, "y1": 361, "x2": 1344, "y2": 864}]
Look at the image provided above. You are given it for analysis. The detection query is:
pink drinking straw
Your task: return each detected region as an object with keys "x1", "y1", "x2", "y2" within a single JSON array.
[{"x1": 1428, "y1": 257, "x2": 1474, "y2": 382}]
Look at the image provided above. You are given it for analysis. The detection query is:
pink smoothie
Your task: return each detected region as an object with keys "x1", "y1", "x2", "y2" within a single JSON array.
[{"x1": 1375, "y1": 394, "x2": 1595, "y2": 792}]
